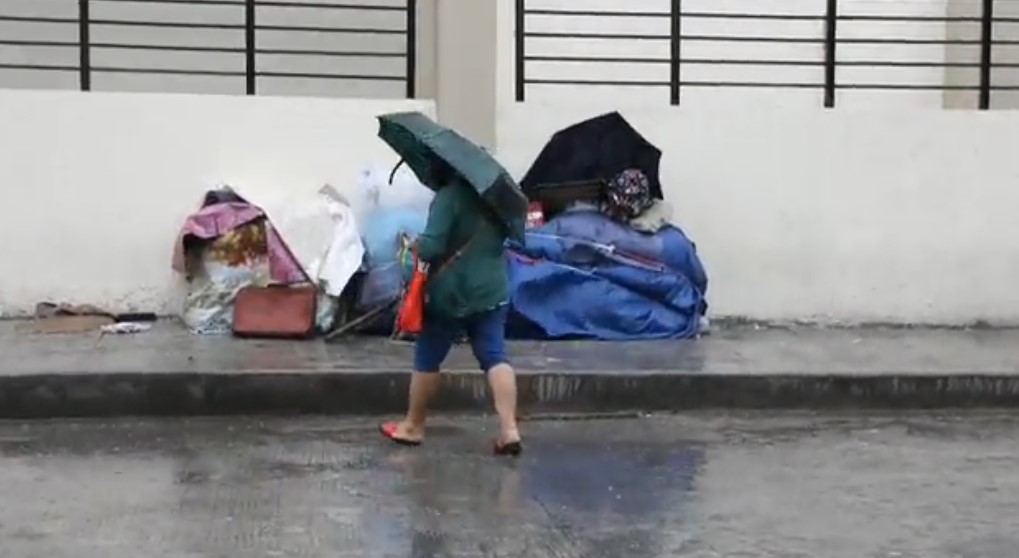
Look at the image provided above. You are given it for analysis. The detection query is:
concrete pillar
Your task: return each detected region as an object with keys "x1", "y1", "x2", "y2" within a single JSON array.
[
  {"x1": 432, "y1": 0, "x2": 499, "y2": 149},
  {"x1": 942, "y1": 0, "x2": 977, "y2": 109},
  {"x1": 414, "y1": 0, "x2": 439, "y2": 102}
]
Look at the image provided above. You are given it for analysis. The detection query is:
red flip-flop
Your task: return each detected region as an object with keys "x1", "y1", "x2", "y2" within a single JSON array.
[
  {"x1": 493, "y1": 439, "x2": 523, "y2": 457},
  {"x1": 379, "y1": 422, "x2": 422, "y2": 447}
]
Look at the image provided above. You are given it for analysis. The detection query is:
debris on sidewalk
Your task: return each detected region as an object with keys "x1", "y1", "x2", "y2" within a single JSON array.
[
  {"x1": 99, "y1": 322, "x2": 153, "y2": 335},
  {"x1": 28, "y1": 301, "x2": 115, "y2": 334},
  {"x1": 24, "y1": 302, "x2": 160, "y2": 335}
]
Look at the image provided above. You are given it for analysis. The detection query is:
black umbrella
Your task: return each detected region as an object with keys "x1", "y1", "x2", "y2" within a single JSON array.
[{"x1": 519, "y1": 111, "x2": 663, "y2": 201}]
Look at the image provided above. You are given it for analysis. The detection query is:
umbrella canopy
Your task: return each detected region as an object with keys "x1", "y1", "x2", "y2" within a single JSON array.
[
  {"x1": 377, "y1": 111, "x2": 528, "y2": 241},
  {"x1": 519, "y1": 111, "x2": 664, "y2": 201}
]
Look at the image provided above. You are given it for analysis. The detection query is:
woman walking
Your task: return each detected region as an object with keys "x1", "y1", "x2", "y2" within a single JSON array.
[{"x1": 380, "y1": 177, "x2": 522, "y2": 456}]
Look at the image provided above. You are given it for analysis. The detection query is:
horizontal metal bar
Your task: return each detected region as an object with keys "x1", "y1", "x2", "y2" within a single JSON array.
[
  {"x1": 838, "y1": 60, "x2": 994, "y2": 68},
  {"x1": 0, "y1": 39, "x2": 406, "y2": 58},
  {"x1": 254, "y1": 0, "x2": 407, "y2": 9},
  {"x1": 86, "y1": 67, "x2": 405, "y2": 80},
  {"x1": 838, "y1": 14, "x2": 1019, "y2": 23},
  {"x1": 525, "y1": 56, "x2": 813, "y2": 67},
  {"x1": 92, "y1": 43, "x2": 243, "y2": 53},
  {"x1": 79, "y1": 19, "x2": 407, "y2": 34},
  {"x1": 522, "y1": 9, "x2": 1019, "y2": 24},
  {"x1": 835, "y1": 83, "x2": 986, "y2": 90},
  {"x1": 524, "y1": 78, "x2": 670, "y2": 87},
  {"x1": 6, "y1": 65, "x2": 1006, "y2": 91},
  {"x1": 681, "y1": 12, "x2": 822, "y2": 20},
  {"x1": 683, "y1": 34, "x2": 822, "y2": 43},
  {"x1": 525, "y1": 32, "x2": 669, "y2": 40},
  {"x1": 257, "y1": 70, "x2": 404, "y2": 80},
  {"x1": 522, "y1": 56, "x2": 1019, "y2": 69},
  {"x1": 0, "y1": 39, "x2": 79, "y2": 48},
  {"x1": 256, "y1": 24, "x2": 406, "y2": 34},
  {"x1": 681, "y1": 81, "x2": 821, "y2": 88},
  {"x1": 91, "y1": 0, "x2": 407, "y2": 10},
  {"x1": 0, "y1": 15, "x2": 77, "y2": 25},
  {"x1": 89, "y1": 19, "x2": 243, "y2": 29},
  {"x1": 258, "y1": 48, "x2": 405, "y2": 57},
  {"x1": 525, "y1": 78, "x2": 821, "y2": 88},
  {"x1": 10, "y1": 10, "x2": 1017, "y2": 26},
  {"x1": 525, "y1": 32, "x2": 1019, "y2": 46},
  {"x1": 838, "y1": 37, "x2": 983, "y2": 45},
  {"x1": 0, "y1": 39, "x2": 240, "y2": 53},
  {"x1": 91, "y1": 0, "x2": 247, "y2": 5},
  {"x1": 524, "y1": 9, "x2": 668, "y2": 18},
  {"x1": 94, "y1": 67, "x2": 246, "y2": 76},
  {"x1": 0, "y1": 63, "x2": 78, "y2": 72},
  {"x1": 522, "y1": 79, "x2": 1019, "y2": 91},
  {"x1": 681, "y1": 36, "x2": 1014, "y2": 45},
  {"x1": 525, "y1": 32, "x2": 820, "y2": 43},
  {"x1": 681, "y1": 58, "x2": 815, "y2": 66},
  {"x1": 525, "y1": 55, "x2": 668, "y2": 64}
]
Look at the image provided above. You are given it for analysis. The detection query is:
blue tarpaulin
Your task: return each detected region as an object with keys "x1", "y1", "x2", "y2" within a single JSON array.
[{"x1": 506, "y1": 211, "x2": 707, "y2": 341}]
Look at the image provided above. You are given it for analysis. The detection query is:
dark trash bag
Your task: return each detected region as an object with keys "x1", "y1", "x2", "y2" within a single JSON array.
[{"x1": 519, "y1": 111, "x2": 664, "y2": 201}]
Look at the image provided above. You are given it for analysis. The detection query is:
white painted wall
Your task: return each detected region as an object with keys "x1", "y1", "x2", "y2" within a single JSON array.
[
  {"x1": 0, "y1": 89, "x2": 434, "y2": 316},
  {"x1": 495, "y1": 3, "x2": 1019, "y2": 324}
]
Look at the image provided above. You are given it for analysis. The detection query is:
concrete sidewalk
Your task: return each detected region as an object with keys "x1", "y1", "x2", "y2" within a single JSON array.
[{"x1": 1, "y1": 320, "x2": 1018, "y2": 417}]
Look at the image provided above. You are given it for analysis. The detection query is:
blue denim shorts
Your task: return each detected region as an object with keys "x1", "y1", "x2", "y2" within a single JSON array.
[{"x1": 414, "y1": 305, "x2": 510, "y2": 373}]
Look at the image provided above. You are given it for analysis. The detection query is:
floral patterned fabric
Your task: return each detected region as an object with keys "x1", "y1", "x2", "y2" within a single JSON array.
[
  {"x1": 181, "y1": 221, "x2": 272, "y2": 334},
  {"x1": 173, "y1": 202, "x2": 307, "y2": 334},
  {"x1": 171, "y1": 201, "x2": 307, "y2": 284},
  {"x1": 604, "y1": 168, "x2": 654, "y2": 222}
]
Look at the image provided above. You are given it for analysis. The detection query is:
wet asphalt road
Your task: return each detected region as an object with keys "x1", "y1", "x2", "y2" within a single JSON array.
[{"x1": 1, "y1": 413, "x2": 1017, "y2": 558}]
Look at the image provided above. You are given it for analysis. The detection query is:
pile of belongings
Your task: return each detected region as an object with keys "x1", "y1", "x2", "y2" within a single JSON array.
[
  {"x1": 172, "y1": 186, "x2": 364, "y2": 337},
  {"x1": 171, "y1": 111, "x2": 708, "y2": 343},
  {"x1": 335, "y1": 162, "x2": 434, "y2": 336},
  {"x1": 510, "y1": 111, "x2": 709, "y2": 340},
  {"x1": 339, "y1": 111, "x2": 709, "y2": 342}
]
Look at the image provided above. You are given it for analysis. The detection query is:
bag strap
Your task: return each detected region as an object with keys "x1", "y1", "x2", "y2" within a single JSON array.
[
  {"x1": 426, "y1": 213, "x2": 485, "y2": 277},
  {"x1": 432, "y1": 230, "x2": 477, "y2": 276}
]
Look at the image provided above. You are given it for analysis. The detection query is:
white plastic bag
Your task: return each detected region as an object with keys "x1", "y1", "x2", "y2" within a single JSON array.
[
  {"x1": 356, "y1": 163, "x2": 433, "y2": 218},
  {"x1": 309, "y1": 185, "x2": 365, "y2": 297}
]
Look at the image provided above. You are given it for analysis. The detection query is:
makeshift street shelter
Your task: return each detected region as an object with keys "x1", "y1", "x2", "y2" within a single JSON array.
[
  {"x1": 519, "y1": 111, "x2": 664, "y2": 206},
  {"x1": 506, "y1": 211, "x2": 707, "y2": 341},
  {"x1": 506, "y1": 111, "x2": 709, "y2": 341},
  {"x1": 173, "y1": 186, "x2": 364, "y2": 336}
]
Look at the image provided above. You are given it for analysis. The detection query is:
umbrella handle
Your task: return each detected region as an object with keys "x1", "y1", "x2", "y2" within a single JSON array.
[{"x1": 389, "y1": 159, "x2": 406, "y2": 185}]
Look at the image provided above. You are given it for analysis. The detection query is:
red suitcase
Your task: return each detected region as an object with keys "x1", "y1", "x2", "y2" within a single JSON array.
[{"x1": 232, "y1": 285, "x2": 317, "y2": 339}]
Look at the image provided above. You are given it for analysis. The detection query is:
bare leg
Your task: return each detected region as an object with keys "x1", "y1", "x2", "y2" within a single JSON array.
[
  {"x1": 487, "y1": 363, "x2": 520, "y2": 444},
  {"x1": 393, "y1": 372, "x2": 441, "y2": 442}
]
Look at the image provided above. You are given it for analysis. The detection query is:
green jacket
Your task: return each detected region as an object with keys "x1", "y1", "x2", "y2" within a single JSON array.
[{"x1": 417, "y1": 180, "x2": 509, "y2": 319}]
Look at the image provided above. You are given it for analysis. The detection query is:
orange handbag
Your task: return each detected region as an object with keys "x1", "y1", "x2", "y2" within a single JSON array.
[
  {"x1": 395, "y1": 257, "x2": 428, "y2": 334},
  {"x1": 395, "y1": 234, "x2": 476, "y2": 335}
]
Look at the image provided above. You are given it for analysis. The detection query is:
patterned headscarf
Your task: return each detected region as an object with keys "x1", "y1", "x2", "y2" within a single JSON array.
[{"x1": 605, "y1": 168, "x2": 654, "y2": 221}]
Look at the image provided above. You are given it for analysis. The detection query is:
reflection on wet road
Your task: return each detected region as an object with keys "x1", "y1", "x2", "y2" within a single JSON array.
[{"x1": 1, "y1": 413, "x2": 1017, "y2": 557}]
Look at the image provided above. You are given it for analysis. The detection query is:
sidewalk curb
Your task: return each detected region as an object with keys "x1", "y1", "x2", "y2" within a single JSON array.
[{"x1": 2, "y1": 370, "x2": 1018, "y2": 418}]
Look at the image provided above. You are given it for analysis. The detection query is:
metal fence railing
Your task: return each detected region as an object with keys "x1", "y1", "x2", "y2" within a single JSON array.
[
  {"x1": 0, "y1": 0, "x2": 417, "y2": 97},
  {"x1": 515, "y1": 0, "x2": 1019, "y2": 108}
]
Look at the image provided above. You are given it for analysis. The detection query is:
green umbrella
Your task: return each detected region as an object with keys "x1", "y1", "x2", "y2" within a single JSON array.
[{"x1": 377, "y1": 111, "x2": 528, "y2": 241}]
